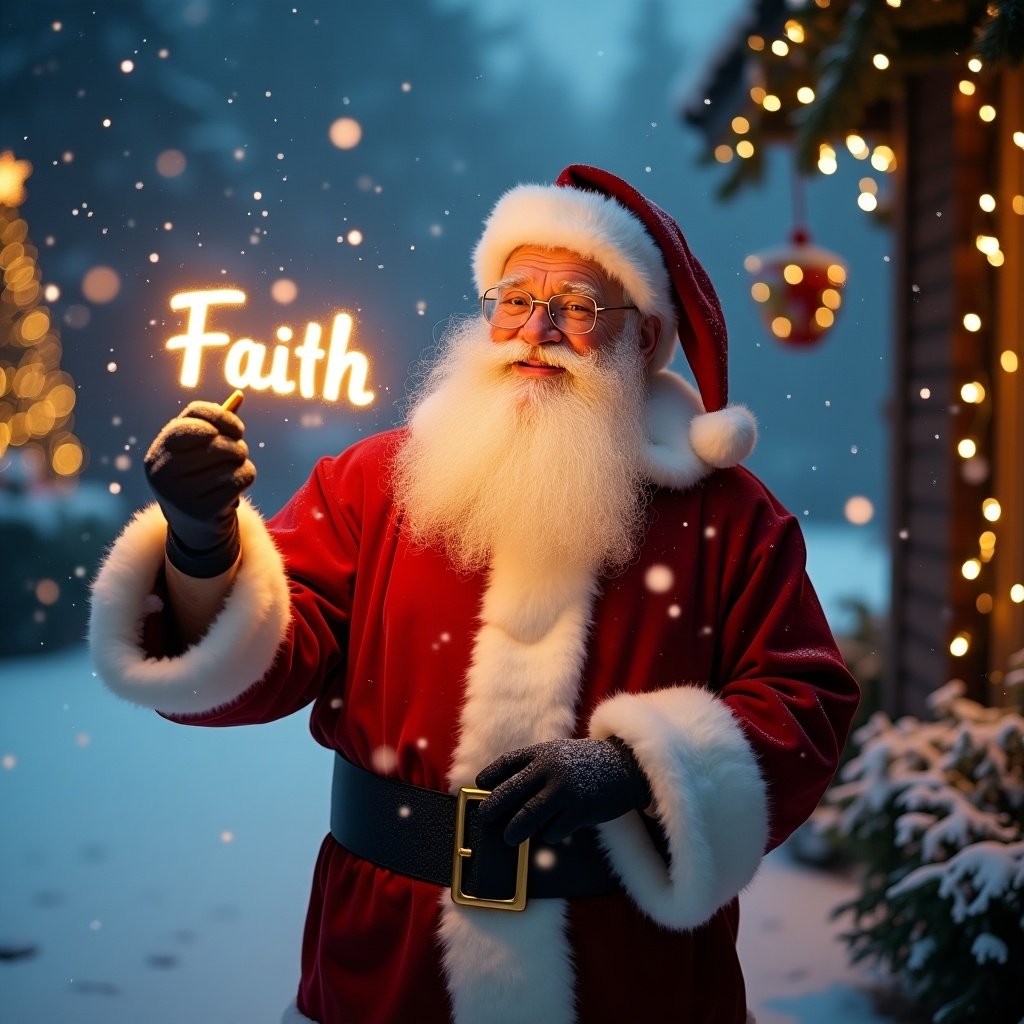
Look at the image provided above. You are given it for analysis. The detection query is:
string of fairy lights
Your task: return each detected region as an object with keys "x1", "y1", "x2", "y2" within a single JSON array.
[
  {"x1": 949, "y1": 57, "x2": 1024, "y2": 661},
  {"x1": 707, "y1": 0, "x2": 1024, "y2": 666}
]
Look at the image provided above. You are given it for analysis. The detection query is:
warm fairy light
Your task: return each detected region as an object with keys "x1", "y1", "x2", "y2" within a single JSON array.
[
  {"x1": 959, "y1": 80, "x2": 977, "y2": 96},
  {"x1": 976, "y1": 593, "x2": 993, "y2": 614},
  {"x1": 166, "y1": 288, "x2": 373, "y2": 405},
  {"x1": 821, "y1": 288, "x2": 842, "y2": 310},
  {"x1": 859, "y1": 177, "x2": 878, "y2": 195},
  {"x1": 980, "y1": 530, "x2": 996, "y2": 550},
  {"x1": 858, "y1": 193, "x2": 878, "y2": 212},
  {"x1": 751, "y1": 282, "x2": 770, "y2": 302},
  {"x1": 771, "y1": 316, "x2": 792, "y2": 339},
  {"x1": 797, "y1": 87, "x2": 816, "y2": 104},
  {"x1": 976, "y1": 234, "x2": 1000, "y2": 254},
  {"x1": 886, "y1": 0, "x2": 901, "y2": 6},
  {"x1": 51, "y1": 440, "x2": 83, "y2": 476},
  {"x1": 963, "y1": 313, "x2": 982, "y2": 332},
  {"x1": 818, "y1": 144, "x2": 838, "y2": 174},
  {"x1": 950, "y1": 633, "x2": 970, "y2": 657},
  {"x1": 0, "y1": 150, "x2": 32, "y2": 206},
  {"x1": 82, "y1": 266, "x2": 121, "y2": 303},
  {"x1": 270, "y1": 278, "x2": 298, "y2": 304},
  {"x1": 747, "y1": 35, "x2": 765, "y2": 52},
  {"x1": 784, "y1": 20, "x2": 805, "y2": 43},
  {"x1": 987, "y1": 249, "x2": 1005, "y2": 267},
  {"x1": 736, "y1": 140, "x2": 755, "y2": 159},
  {"x1": 982, "y1": 498, "x2": 1001, "y2": 522},
  {"x1": 872, "y1": 54, "x2": 890, "y2": 70},
  {"x1": 844, "y1": 496, "x2": 874, "y2": 525},
  {"x1": 815, "y1": 307, "x2": 835, "y2": 329},
  {"x1": 783, "y1": 263, "x2": 804, "y2": 284},
  {"x1": 846, "y1": 134, "x2": 869, "y2": 158},
  {"x1": 1011, "y1": 584, "x2": 1024, "y2": 604},
  {"x1": 979, "y1": 105, "x2": 996, "y2": 122},
  {"x1": 826, "y1": 264, "x2": 847, "y2": 285},
  {"x1": 732, "y1": 116, "x2": 750, "y2": 134},
  {"x1": 346, "y1": 229, "x2": 363, "y2": 245},
  {"x1": 968, "y1": 58, "x2": 983, "y2": 72},
  {"x1": 328, "y1": 117, "x2": 362, "y2": 149},
  {"x1": 750, "y1": 86, "x2": 767, "y2": 104},
  {"x1": 961, "y1": 381, "x2": 986, "y2": 403},
  {"x1": 120, "y1": 59, "x2": 134, "y2": 73},
  {"x1": 958, "y1": 438, "x2": 977, "y2": 459},
  {"x1": 962, "y1": 559, "x2": 982, "y2": 581},
  {"x1": 1014, "y1": 132, "x2": 1024, "y2": 150},
  {"x1": 714, "y1": 145, "x2": 734, "y2": 163},
  {"x1": 771, "y1": 40, "x2": 790, "y2": 57},
  {"x1": 762, "y1": 94, "x2": 782, "y2": 112},
  {"x1": 744, "y1": 255, "x2": 762, "y2": 273},
  {"x1": 1014, "y1": 196, "x2": 1024, "y2": 214},
  {"x1": 1000, "y1": 350, "x2": 1019, "y2": 372},
  {"x1": 870, "y1": 146, "x2": 897, "y2": 172}
]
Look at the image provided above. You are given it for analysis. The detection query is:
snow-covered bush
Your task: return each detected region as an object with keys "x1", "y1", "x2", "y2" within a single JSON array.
[{"x1": 818, "y1": 664, "x2": 1024, "y2": 1024}]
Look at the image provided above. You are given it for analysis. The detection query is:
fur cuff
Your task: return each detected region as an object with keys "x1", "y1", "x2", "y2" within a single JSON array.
[
  {"x1": 88, "y1": 498, "x2": 291, "y2": 715},
  {"x1": 589, "y1": 686, "x2": 768, "y2": 930}
]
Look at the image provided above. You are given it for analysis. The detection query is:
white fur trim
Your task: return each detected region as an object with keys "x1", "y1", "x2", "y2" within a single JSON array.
[
  {"x1": 440, "y1": 897, "x2": 575, "y2": 1024},
  {"x1": 589, "y1": 686, "x2": 768, "y2": 930},
  {"x1": 473, "y1": 183, "x2": 677, "y2": 341},
  {"x1": 643, "y1": 370, "x2": 714, "y2": 490},
  {"x1": 642, "y1": 370, "x2": 754, "y2": 488},
  {"x1": 88, "y1": 498, "x2": 291, "y2": 716},
  {"x1": 440, "y1": 549, "x2": 597, "y2": 1024},
  {"x1": 690, "y1": 405, "x2": 757, "y2": 468},
  {"x1": 280, "y1": 1001, "x2": 315, "y2": 1023}
]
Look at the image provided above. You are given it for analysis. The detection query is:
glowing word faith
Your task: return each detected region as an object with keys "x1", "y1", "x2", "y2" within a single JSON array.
[{"x1": 166, "y1": 288, "x2": 374, "y2": 405}]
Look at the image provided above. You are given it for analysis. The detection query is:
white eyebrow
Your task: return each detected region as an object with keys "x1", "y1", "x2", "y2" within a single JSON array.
[
  {"x1": 558, "y1": 281, "x2": 601, "y2": 299},
  {"x1": 493, "y1": 273, "x2": 529, "y2": 289}
]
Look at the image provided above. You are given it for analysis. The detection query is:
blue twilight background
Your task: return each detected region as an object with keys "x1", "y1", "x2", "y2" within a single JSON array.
[{"x1": 0, "y1": 0, "x2": 891, "y2": 617}]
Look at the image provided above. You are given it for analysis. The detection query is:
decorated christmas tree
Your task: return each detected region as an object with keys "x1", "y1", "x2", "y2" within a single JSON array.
[
  {"x1": 0, "y1": 150, "x2": 84, "y2": 480},
  {"x1": 0, "y1": 150, "x2": 117, "y2": 655}
]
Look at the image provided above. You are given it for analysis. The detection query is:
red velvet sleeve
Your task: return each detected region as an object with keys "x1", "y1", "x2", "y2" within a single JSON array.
[{"x1": 713, "y1": 473, "x2": 861, "y2": 850}]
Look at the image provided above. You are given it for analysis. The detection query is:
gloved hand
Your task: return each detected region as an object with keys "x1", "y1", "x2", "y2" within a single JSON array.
[
  {"x1": 475, "y1": 737, "x2": 653, "y2": 847},
  {"x1": 144, "y1": 401, "x2": 256, "y2": 578}
]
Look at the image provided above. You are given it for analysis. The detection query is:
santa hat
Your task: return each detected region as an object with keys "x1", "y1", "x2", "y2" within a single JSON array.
[{"x1": 472, "y1": 164, "x2": 756, "y2": 469}]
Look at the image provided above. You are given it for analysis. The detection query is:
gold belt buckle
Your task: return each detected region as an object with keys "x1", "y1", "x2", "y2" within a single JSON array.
[{"x1": 451, "y1": 787, "x2": 530, "y2": 911}]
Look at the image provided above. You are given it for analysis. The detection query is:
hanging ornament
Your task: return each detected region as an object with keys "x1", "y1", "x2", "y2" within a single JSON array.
[
  {"x1": 744, "y1": 227, "x2": 848, "y2": 346},
  {"x1": 744, "y1": 165, "x2": 848, "y2": 347}
]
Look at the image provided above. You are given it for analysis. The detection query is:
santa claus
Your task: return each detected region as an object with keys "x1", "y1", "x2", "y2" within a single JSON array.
[{"x1": 90, "y1": 165, "x2": 859, "y2": 1023}]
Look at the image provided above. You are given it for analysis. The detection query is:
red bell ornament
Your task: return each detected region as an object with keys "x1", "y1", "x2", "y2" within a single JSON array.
[{"x1": 744, "y1": 227, "x2": 848, "y2": 347}]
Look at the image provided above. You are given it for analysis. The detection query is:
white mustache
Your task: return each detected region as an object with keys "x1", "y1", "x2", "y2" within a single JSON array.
[{"x1": 490, "y1": 340, "x2": 598, "y2": 372}]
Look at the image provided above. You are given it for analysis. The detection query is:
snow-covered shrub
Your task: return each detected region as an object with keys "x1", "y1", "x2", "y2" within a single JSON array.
[{"x1": 818, "y1": 667, "x2": 1024, "y2": 1024}]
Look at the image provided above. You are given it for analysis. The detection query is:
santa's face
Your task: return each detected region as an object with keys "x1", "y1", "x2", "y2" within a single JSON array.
[
  {"x1": 487, "y1": 246, "x2": 660, "y2": 370},
  {"x1": 393, "y1": 253, "x2": 654, "y2": 574}
]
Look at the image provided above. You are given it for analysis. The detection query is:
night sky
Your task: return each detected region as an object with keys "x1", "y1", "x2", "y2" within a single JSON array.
[{"x1": 1, "y1": 0, "x2": 892, "y2": 532}]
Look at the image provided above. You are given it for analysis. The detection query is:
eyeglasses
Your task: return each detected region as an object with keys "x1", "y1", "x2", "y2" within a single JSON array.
[{"x1": 481, "y1": 286, "x2": 638, "y2": 335}]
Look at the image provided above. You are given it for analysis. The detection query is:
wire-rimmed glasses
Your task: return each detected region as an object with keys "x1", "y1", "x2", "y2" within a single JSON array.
[{"x1": 481, "y1": 286, "x2": 637, "y2": 335}]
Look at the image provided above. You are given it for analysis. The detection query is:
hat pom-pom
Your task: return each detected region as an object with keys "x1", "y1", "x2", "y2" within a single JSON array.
[{"x1": 689, "y1": 406, "x2": 757, "y2": 468}]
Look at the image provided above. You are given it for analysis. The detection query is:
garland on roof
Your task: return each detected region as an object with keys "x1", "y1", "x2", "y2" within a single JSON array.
[{"x1": 701, "y1": 0, "x2": 1024, "y2": 199}]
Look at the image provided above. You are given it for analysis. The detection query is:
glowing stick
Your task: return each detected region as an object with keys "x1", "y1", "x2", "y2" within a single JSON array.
[{"x1": 221, "y1": 390, "x2": 244, "y2": 413}]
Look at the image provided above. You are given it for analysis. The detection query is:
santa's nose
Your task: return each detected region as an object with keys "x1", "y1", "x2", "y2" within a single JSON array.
[{"x1": 518, "y1": 302, "x2": 562, "y2": 345}]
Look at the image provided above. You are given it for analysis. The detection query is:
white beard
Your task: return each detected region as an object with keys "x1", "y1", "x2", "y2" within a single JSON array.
[{"x1": 393, "y1": 317, "x2": 649, "y2": 574}]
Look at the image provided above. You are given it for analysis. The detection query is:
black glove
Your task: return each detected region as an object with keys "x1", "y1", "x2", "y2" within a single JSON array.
[
  {"x1": 144, "y1": 401, "x2": 256, "y2": 578},
  {"x1": 475, "y1": 737, "x2": 653, "y2": 847}
]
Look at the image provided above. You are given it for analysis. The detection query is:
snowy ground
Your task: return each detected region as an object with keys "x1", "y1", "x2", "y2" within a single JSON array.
[{"x1": 1, "y1": 644, "x2": 894, "y2": 1024}]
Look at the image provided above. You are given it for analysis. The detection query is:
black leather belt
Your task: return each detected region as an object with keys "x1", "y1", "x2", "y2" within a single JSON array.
[{"x1": 330, "y1": 753, "x2": 624, "y2": 909}]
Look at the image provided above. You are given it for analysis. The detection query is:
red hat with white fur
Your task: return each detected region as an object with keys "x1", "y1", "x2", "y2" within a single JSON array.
[{"x1": 472, "y1": 164, "x2": 756, "y2": 470}]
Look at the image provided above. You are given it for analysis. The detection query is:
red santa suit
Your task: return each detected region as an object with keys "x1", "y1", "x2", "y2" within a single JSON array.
[{"x1": 89, "y1": 166, "x2": 859, "y2": 1024}]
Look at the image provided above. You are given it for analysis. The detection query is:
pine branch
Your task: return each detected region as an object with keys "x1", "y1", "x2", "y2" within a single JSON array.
[{"x1": 975, "y1": 0, "x2": 1024, "y2": 65}]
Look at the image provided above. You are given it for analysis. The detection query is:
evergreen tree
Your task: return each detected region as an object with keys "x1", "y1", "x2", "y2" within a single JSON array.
[{"x1": 0, "y1": 151, "x2": 84, "y2": 482}]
